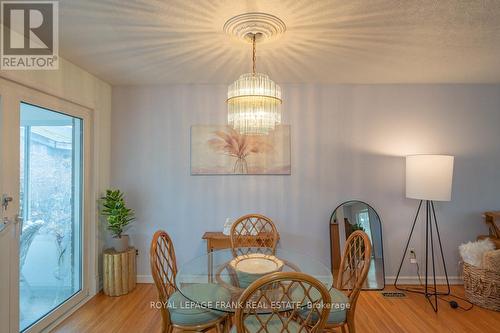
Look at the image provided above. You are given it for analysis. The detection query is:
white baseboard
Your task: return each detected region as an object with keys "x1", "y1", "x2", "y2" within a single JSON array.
[
  {"x1": 137, "y1": 275, "x2": 463, "y2": 286},
  {"x1": 137, "y1": 275, "x2": 154, "y2": 283},
  {"x1": 385, "y1": 275, "x2": 463, "y2": 285},
  {"x1": 96, "y1": 274, "x2": 103, "y2": 293}
]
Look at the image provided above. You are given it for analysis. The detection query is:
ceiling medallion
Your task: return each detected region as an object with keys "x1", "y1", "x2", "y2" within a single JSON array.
[
  {"x1": 223, "y1": 12, "x2": 286, "y2": 43},
  {"x1": 224, "y1": 13, "x2": 285, "y2": 135}
]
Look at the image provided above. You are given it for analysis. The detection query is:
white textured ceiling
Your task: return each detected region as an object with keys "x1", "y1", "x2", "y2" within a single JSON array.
[{"x1": 59, "y1": 0, "x2": 500, "y2": 85}]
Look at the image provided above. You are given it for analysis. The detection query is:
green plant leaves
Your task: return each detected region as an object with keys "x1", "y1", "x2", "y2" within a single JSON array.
[{"x1": 99, "y1": 189, "x2": 135, "y2": 238}]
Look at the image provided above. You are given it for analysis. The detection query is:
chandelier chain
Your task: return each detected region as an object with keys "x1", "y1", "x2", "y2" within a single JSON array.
[
  {"x1": 252, "y1": 34, "x2": 256, "y2": 74},
  {"x1": 227, "y1": 29, "x2": 282, "y2": 135}
]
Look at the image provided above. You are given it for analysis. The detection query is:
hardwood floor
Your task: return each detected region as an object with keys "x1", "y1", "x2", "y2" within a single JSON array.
[{"x1": 53, "y1": 284, "x2": 500, "y2": 333}]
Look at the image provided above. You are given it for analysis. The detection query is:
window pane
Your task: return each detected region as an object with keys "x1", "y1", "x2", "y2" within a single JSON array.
[{"x1": 19, "y1": 103, "x2": 82, "y2": 331}]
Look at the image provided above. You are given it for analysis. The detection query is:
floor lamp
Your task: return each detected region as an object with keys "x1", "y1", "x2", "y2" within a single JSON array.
[{"x1": 394, "y1": 154, "x2": 454, "y2": 312}]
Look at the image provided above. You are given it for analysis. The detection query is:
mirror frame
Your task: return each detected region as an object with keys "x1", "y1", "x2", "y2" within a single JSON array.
[{"x1": 329, "y1": 200, "x2": 386, "y2": 290}]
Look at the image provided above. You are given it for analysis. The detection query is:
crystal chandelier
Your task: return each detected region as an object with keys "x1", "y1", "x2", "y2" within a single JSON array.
[{"x1": 227, "y1": 34, "x2": 282, "y2": 135}]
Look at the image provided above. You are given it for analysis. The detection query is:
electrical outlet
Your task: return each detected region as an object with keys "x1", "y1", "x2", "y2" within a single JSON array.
[
  {"x1": 409, "y1": 248, "x2": 417, "y2": 264},
  {"x1": 135, "y1": 249, "x2": 139, "y2": 256}
]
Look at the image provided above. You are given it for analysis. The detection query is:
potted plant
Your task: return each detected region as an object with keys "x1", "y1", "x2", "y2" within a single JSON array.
[{"x1": 100, "y1": 189, "x2": 135, "y2": 252}]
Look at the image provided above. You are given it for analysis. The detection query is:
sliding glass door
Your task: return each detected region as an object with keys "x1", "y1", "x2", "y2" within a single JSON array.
[
  {"x1": 19, "y1": 103, "x2": 83, "y2": 331},
  {"x1": 0, "y1": 78, "x2": 90, "y2": 333}
]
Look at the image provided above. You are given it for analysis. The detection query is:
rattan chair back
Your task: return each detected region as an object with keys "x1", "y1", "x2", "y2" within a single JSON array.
[
  {"x1": 150, "y1": 230, "x2": 178, "y2": 330},
  {"x1": 230, "y1": 214, "x2": 279, "y2": 256},
  {"x1": 335, "y1": 230, "x2": 371, "y2": 312},
  {"x1": 235, "y1": 271, "x2": 331, "y2": 333}
]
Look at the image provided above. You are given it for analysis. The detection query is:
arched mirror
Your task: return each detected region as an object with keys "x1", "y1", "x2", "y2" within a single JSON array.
[{"x1": 330, "y1": 200, "x2": 385, "y2": 289}]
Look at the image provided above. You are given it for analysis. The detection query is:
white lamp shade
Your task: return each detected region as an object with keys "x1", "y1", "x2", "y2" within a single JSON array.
[{"x1": 406, "y1": 155, "x2": 454, "y2": 201}]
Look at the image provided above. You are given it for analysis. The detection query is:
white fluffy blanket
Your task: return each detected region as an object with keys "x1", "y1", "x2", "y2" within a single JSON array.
[{"x1": 459, "y1": 238, "x2": 495, "y2": 268}]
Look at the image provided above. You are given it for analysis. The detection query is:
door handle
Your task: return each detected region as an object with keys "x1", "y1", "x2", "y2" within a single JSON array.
[{"x1": 2, "y1": 194, "x2": 13, "y2": 211}]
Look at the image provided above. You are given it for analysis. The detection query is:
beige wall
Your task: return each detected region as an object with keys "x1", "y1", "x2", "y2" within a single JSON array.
[
  {"x1": 1, "y1": 58, "x2": 111, "y2": 294},
  {"x1": 112, "y1": 84, "x2": 500, "y2": 284}
]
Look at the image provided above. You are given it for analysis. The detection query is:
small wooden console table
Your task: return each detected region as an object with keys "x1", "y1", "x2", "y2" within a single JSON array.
[
  {"x1": 202, "y1": 231, "x2": 281, "y2": 253},
  {"x1": 202, "y1": 232, "x2": 231, "y2": 281},
  {"x1": 202, "y1": 232, "x2": 232, "y2": 252}
]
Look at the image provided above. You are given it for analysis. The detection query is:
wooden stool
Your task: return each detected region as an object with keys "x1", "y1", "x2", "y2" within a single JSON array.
[{"x1": 103, "y1": 247, "x2": 137, "y2": 296}]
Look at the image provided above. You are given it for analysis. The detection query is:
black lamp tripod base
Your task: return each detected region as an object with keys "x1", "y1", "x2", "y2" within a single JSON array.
[{"x1": 394, "y1": 200, "x2": 450, "y2": 312}]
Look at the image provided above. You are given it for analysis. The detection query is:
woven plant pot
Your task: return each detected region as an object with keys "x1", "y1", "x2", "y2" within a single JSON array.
[{"x1": 463, "y1": 262, "x2": 500, "y2": 311}]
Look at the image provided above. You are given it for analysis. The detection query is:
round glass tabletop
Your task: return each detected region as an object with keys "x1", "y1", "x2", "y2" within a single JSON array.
[{"x1": 175, "y1": 248, "x2": 333, "y2": 313}]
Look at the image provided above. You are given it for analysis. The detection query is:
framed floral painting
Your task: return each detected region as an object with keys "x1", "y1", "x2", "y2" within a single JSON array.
[{"x1": 191, "y1": 125, "x2": 291, "y2": 175}]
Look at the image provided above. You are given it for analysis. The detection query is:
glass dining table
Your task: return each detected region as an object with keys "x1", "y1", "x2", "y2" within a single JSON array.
[{"x1": 175, "y1": 248, "x2": 333, "y2": 313}]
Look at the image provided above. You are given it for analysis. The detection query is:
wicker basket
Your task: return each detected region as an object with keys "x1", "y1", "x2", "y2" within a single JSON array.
[{"x1": 463, "y1": 262, "x2": 500, "y2": 311}]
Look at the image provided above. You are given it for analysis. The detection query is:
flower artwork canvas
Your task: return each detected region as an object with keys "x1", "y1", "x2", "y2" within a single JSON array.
[{"x1": 191, "y1": 125, "x2": 291, "y2": 175}]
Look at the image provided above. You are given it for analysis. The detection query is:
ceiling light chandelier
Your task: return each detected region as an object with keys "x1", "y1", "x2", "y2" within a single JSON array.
[{"x1": 224, "y1": 13, "x2": 285, "y2": 135}]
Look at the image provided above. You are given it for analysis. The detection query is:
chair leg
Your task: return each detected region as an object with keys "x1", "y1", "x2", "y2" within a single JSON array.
[
  {"x1": 216, "y1": 316, "x2": 229, "y2": 333},
  {"x1": 160, "y1": 321, "x2": 167, "y2": 333},
  {"x1": 347, "y1": 319, "x2": 355, "y2": 333},
  {"x1": 226, "y1": 315, "x2": 234, "y2": 333},
  {"x1": 225, "y1": 316, "x2": 230, "y2": 333},
  {"x1": 341, "y1": 325, "x2": 347, "y2": 333}
]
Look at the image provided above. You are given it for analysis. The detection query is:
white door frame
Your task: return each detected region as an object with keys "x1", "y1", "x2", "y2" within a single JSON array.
[{"x1": 0, "y1": 77, "x2": 94, "y2": 333}]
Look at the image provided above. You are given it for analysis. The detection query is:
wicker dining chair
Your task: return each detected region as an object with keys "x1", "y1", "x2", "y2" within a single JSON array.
[
  {"x1": 324, "y1": 231, "x2": 371, "y2": 333},
  {"x1": 230, "y1": 214, "x2": 279, "y2": 257},
  {"x1": 150, "y1": 230, "x2": 229, "y2": 333},
  {"x1": 233, "y1": 271, "x2": 332, "y2": 333}
]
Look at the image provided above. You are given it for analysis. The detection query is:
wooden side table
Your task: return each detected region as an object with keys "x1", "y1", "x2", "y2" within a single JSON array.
[
  {"x1": 477, "y1": 212, "x2": 500, "y2": 249},
  {"x1": 103, "y1": 247, "x2": 137, "y2": 296},
  {"x1": 202, "y1": 232, "x2": 230, "y2": 282},
  {"x1": 202, "y1": 231, "x2": 281, "y2": 253},
  {"x1": 202, "y1": 232, "x2": 232, "y2": 252}
]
